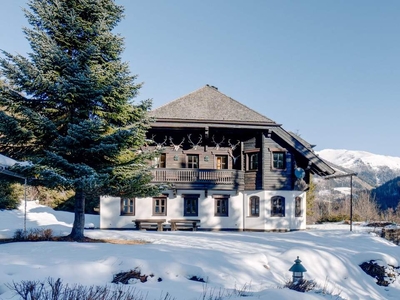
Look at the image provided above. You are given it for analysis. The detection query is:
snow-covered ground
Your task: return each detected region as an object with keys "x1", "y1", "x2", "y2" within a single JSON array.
[{"x1": 0, "y1": 201, "x2": 399, "y2": 300}]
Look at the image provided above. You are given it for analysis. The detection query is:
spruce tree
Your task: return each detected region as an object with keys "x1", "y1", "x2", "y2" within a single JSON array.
[{"x1": 0, "y1": 0, "x2": 160, "y2": 240}]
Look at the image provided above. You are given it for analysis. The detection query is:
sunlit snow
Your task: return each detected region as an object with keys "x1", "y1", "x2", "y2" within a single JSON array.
[{"x1": 0, "y1": 201, "x2": 399, "y2": 300}]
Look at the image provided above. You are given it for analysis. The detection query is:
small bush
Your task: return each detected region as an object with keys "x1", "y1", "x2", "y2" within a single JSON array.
[
  {"x1": 283, "y1": 276, "x2": 342, "y2": 298},
  {"x1": 285, "y1": 279, "x2": 316, "y2": 293},
  {"x1": 0, "y1": 181, "x2": 22, "y2": 210},
  {"x1": 112, "y1": 268, "x2": 156, "y2": 284},
  {"x1": 13, "y1": 228, "x2": 53, "y2": 241},
  {"x1": 6, "y1": 277, "x2": 160, "y2": 300},
  {"x1": 317, "y1": 213, "x2": 362, "y2": 223},
  {"x1": 188, "y1": 275, "x2": 206, "y2": 282},
  {"x1": 200, "y1": 282, "x2": 253, "y2": 299},
  {"x1": 42, "y1": 228, "x2": 54, "y2": 240},
  {"x1": 13, "y1": 229, "x2": 26, "y2": 241}
]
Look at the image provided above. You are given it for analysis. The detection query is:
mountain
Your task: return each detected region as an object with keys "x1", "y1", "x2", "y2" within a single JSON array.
[
  {"x1": 371, "y1": 177, "x2": 400, "y2": 209},
  {"x1": 315, "y1": 149, "x2": 400, "y2": 209},
  {"x1": 316, "y1": 149, "x2": 400, "y2": 187}
]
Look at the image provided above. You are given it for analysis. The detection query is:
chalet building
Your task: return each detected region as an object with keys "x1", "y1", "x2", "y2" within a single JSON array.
[{"x1": 100, "y1": 85, "x2": 335, "y2": 231}]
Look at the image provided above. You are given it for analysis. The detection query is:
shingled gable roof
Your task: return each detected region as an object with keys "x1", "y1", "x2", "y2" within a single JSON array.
[
  {"x1": 149, "y1": 85, "x2": 334, "y2": 176},
  {"x1": 150, "y1": 85, "x2": 276, "y2": 125}
]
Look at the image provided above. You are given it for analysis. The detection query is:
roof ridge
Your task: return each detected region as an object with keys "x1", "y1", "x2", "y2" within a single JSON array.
[{"x1": 150, "y1": 85, "x2": 275, "y2": 124}]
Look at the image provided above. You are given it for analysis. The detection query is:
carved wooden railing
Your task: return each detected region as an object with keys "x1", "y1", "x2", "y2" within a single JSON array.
[{"x1": 151, "y1": 168, "x2": 244, "y2": 185}]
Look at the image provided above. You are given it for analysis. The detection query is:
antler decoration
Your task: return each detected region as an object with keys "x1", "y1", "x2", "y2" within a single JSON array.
[
  {"x1": 228, "y1": 139, "x2": 240, "y2": 151},
  {"x1": 169, "y1": 137, "x2": 185, "y2": 151},
  {"x1": 151, "y1": 135, "x2": 168, "y2": 150},
  {"x1": 211, "y1": 135, "x2": 225, "y2": 150},
  {"x1": 187, "y1": 134, "x2": 202, "y2": 150}
]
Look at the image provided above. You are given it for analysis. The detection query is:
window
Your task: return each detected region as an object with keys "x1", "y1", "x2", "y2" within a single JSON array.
[
  {"x1": 121, "y1": 198, "x2": 135, "y2": 215},
  {"x1": 183, "y1": 194, "x2": 199, "y2": 216},
  {"x1": 272, "y1": 152, "x2": 286, "y2": 169},
  {"x1": 248, "y1": 153, "x2": 259, "y2": 170},
  {"x1": 153, "y1": 196, "x2": 167, "y2": 216},
  {"x1": 214, "y1": 195, "x2": 229, "y2": 217},
  {"x1": 153, "y1": 153, "x2": 166, "y2": 168},
  {"x1": 295, "y1": 196, "x2": 302, "y2": 217},
  {"x1": 187, "y1": 154, "x2": 199, "y2": 168},
  {"x1": 271, "y1": 196, "x2": 285, "y2": 217},
  {"x1": 249, "y1": 196, "x2": 260, "y2": 217},
  {"x1": 216, "y1": 155, "x2": 228, "y2": 169}
]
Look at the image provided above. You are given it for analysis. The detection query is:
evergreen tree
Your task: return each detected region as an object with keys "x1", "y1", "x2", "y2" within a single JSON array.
[
  {"x1": 306, "y1": 174, "x2": 316, "y2": 218},
  {"x1": 0, "y1": 0, "x2": 161, "y2": 240},
  {"x1": 0, "y1": 180, "x2": 24, "y2": 210}
]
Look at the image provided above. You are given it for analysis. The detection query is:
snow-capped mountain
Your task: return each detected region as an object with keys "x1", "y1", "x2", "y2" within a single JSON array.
[{"x1": 316, "y1": 149, "x2": 400, "y2": 187}]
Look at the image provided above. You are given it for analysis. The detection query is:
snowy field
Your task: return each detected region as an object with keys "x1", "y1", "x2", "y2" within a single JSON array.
[{"x1": 0, "y1": 201, "x2": 399, "y2": 300}]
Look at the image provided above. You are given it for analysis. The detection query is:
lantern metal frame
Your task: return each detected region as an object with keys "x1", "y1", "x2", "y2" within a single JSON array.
[{"x1": 289, "y1": 256, "x2": 307, "y2": 282}]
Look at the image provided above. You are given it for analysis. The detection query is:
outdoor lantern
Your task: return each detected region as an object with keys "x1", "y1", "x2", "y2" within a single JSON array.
[{"x1": 289, "y1": 256, "x2": 307, "y2": 282}]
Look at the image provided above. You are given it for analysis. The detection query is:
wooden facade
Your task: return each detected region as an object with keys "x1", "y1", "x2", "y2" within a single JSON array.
[{"x1": 100, "y1": 85, "x2": 335, "y2": 231}]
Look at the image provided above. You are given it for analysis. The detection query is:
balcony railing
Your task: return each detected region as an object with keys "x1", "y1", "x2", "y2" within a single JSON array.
[{"x1": 151, "y1": 168, "x2": 244, "y2": 186}]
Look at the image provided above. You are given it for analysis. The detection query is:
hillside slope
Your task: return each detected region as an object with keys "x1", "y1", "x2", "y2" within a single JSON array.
[
  {"x1": 316, "y1": 149, "x2": 400, "y2": 208},
  {"x1": 316, "y1": 149, "x2": 400, "y2": 187}
]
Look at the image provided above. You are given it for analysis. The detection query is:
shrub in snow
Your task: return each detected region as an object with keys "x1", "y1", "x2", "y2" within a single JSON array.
[
  {"x1": 13, "y1": 228, "x2": 53, "y2": 241},
  {"x1": 6, "y1": 277, "x2": 157, "y2": 300},
  {"x1": 188, "y1": 275, "x2": 206, "y2": 282},
  {"x1": 112, "y1": 268, "x2": 159, "y2": 284},
  {"x1": 284, "y1": 279, "x2": 316, "y2": 293},
  {"x1": 360, "y1": 260, "x2": 400, "y2": 286}
]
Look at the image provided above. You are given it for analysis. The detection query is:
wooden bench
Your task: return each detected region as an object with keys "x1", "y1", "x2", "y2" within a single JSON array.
[
  {"x1": 132, "y1": 219, "x2": 166, "y2": 231},
  {"x1": 168, "y1": 219, "x2": 201, "y2": 231}
]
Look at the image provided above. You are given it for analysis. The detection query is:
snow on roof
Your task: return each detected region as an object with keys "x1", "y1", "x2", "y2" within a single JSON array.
[{"x1": 0, "y1": 153, "x2": 19, "y2": 168}]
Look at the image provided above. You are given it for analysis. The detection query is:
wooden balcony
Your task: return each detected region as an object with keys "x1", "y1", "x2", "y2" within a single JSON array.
[{"x1": 151, "y1": 168, "x2": 244, "y2": 190}]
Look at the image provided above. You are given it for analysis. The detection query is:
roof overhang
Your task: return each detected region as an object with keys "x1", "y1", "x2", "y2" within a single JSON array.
[
  {"x1": 0, "y1": 154, "x2": 29, "y2": 179},
  {"x1": 150, "y1": 118, "x2": 281, "y2": 130}
]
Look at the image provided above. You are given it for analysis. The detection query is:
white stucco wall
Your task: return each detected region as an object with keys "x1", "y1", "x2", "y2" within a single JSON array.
[
  {"x1": 243, "y1": 191, "x2": 306, "y2": 231},
  {"x1": 100, "y1": 189, "x2": 307, "y2": 231}
]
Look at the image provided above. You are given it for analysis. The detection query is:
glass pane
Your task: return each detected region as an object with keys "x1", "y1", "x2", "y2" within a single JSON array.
[
  {"x1": 273, "y1": 153, "x2": 285, "y2": 169},
  {"x1": 217, "y1": 156, "x2": 228, "y2": 169}
]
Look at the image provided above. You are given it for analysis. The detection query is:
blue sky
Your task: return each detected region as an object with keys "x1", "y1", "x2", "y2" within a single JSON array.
[{"x1": 1, "y1": 1, "x2": 400, "y2": 157}]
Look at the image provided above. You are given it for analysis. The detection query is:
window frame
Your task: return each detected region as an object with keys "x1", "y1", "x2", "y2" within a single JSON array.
[
  {"x1": 187, "y1": 154, "x2": 199, "y2": 168},
  {"x1": 215, "y1": 155, "x2": 228, "y2": 169},
  {"x1": 295, "y1": 196, "x2": 303, "y2": 217},
  {"x1": 271, "y1": 196, "x2": 285, "y2": 217},
  {"x1": 249, "y1": 153, "x2": 259, "y2": 170},
  {"x1": 272, "y1": 151, "x2": 286, "y2": 170},
  {"x1": 249, "y1": 196, "x2": 260, "y2": 217},
  {"x1": 120, "y1": 198, "x2": 135, "y2": 216},
  {"x1": 153, "y1": 196, "x2": 167, "y2": 216},
  {"x1": 183, "y1": 194, "x2": 199, "y2": 217},
  {"x1": 244, "y1": 149, "x2": 260, "y2": 171},
  {"x1": 214, "y1": 195, "x2": 229, "y2": 217}
]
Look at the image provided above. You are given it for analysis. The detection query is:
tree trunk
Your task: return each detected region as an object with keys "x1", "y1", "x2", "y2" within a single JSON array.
[{"x1": 69, "y1": 188, "x2": 85, "y2": 241}]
